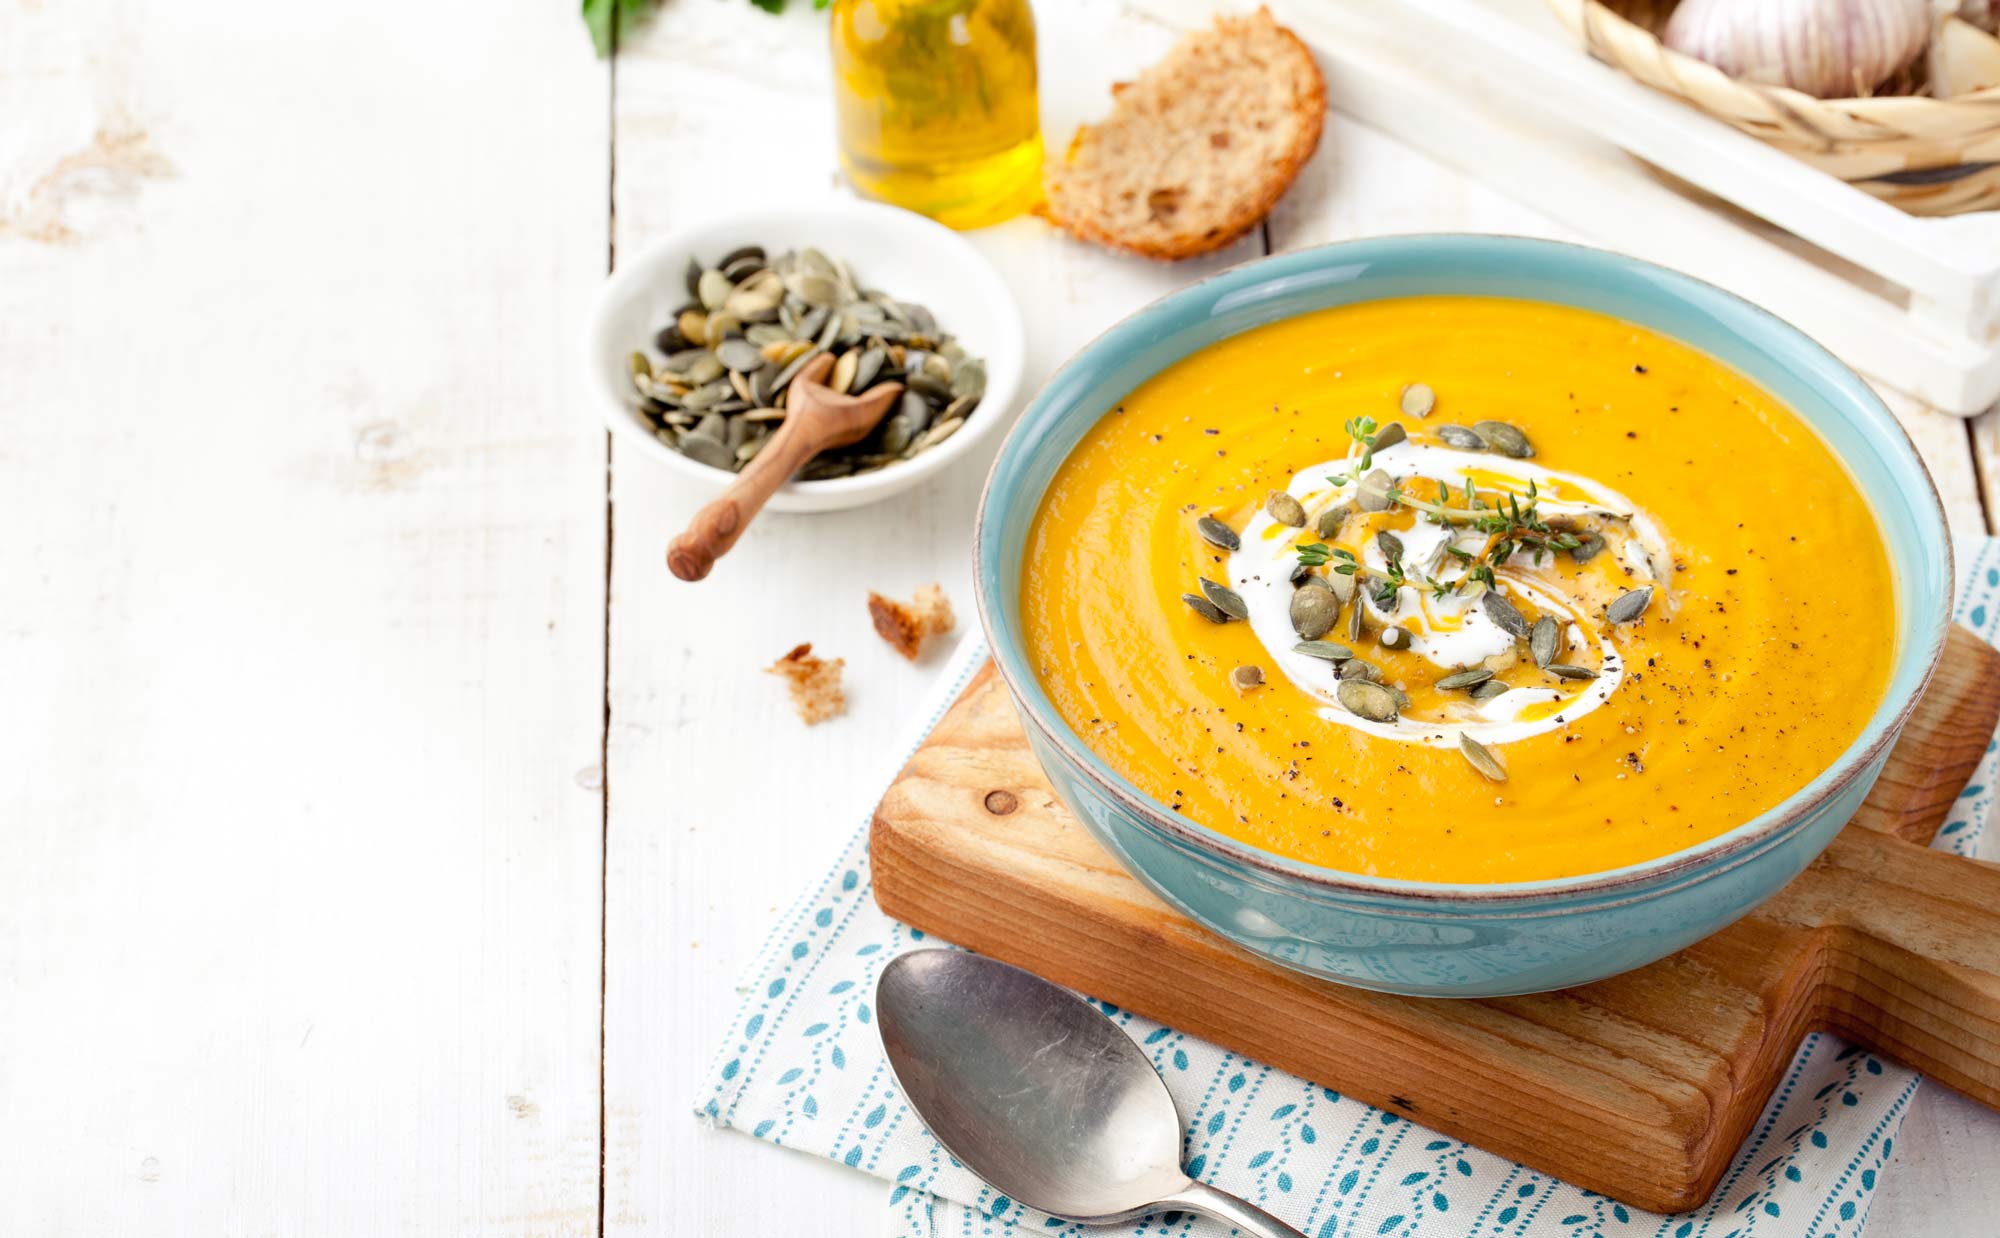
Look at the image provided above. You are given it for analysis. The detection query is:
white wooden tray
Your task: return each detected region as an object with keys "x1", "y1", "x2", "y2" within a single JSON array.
[{"x1": 1134, "y1": 0, "x2": 2000, "y2": 416}]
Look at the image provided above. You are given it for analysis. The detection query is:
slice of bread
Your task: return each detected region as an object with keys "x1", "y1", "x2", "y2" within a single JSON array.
[{"x1": 1042, "y1": 7, "x2": 1326, "y2": 261}]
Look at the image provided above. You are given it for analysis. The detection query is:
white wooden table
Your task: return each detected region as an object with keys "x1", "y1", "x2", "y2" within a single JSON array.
[{"x1": 2, "y1": 1, "x2": 1993, "y2": 1234}]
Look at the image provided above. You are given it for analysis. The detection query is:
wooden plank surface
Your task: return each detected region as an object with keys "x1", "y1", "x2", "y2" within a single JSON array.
[
  {"x1": 871, "y1": 634, "x2": 2000, "y2": 1212},
  {"x1": 0, "y1": 1, "x2": 608, "y2": 1232}
]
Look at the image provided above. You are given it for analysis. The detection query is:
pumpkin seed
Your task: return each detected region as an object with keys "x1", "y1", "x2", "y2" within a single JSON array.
[
  {"x1": 1400, "y1": 382, "x2": 1435, "y2": 418},
  {"x1": 1474, "y1": 420, "x2": 1534, "y2": 458},
  {"x1": 716, "y1": 338, "x2": 764, "y2": 373},
  {"x1": 852, "y1": 346, "x2": 886, "y2": 392},
  {"x1": 1379, "y1": 625, "x2": 1415, "y2": 650},
  {"x1": 951, "y1": 358, "x2": 986, "y2": 400},
  {"x1": 1199, "y1": 577, "x2": 1249, "y2": 621},
  {"x1": 1183, "y1": 593, "x2": 1234, "y2": 624},
  {"x1": 831, "y1": 349, "x2": 859, "y2": 394},
  {"x1": 1436, "y1": 667, "x2": 1494, "y2": 691},
  {"x1": 1469, "y1": 679, "x2": 1512, "y2": 703},
  {"x1": 1230, "y1": 665, "x2": 1264, "y2": 694},
  {"x1": 1356, "y1": 469, "x2": 1395, "y2": 513},
  {"x1": 717, "y1": 244, "x2": 765, "y2": 270},
  {"x1": 697, "y1": 268, "x2": 733, "y2": 311},
  {"x1": 681, "y1": 434, "x2": 734, "y2": 471},
  {"x1": 1337, "y1": 679, "x2": 1399, "y2": 723},
  {"x1": 1340, "y1": 658, "x2": 1383, "y2": 682},
  {"x1": 1376, "y1": 531, "x2": 1404, "y2": 564},
  {"x1": 1437, "y1": 424, "x2": 1485, "y2": 450},
  {"x1": 1458, "y1": 734, "x2": 1507, "y2": 782},
  {"x1": 1315, "y1": 504, "x2": 1349, "y2": 539},
  {"x1": 1371, "y1": 421, "x2": 1408, "y2": 451},
  {"x1": 1530, "y1": 615, "x2": 1560, "y2": 668},
  {"x1": 685, "y1": 353, "x2": 726, "y2": 385},
  {"x1": 1266, "y1": 491, "x2": 1307, "y2": 527},
  {"x1": 1198, "y1": 516, "x2": 1241, "y2": 552},
  {"x1": 1345, "y1": 593, "x2": 1366, "y2": 642},
  {"x1": 629, "y1": 351, "x2": 653, "y2": 381},
  {"x1": 1569, "y1": 532, "x2": 1606, "y2": 564},
  {"x1": 1546, "y1": 663, "x2": 1599, "y2": 681},
  {"x1": 1607, "y1": 586, "x2": 1653, "y2": 625},
  {"x1": 1481, "y1": 589, "x2": 1530, "y2": 639},
  {"x1": 1326, "y1": 570, "x2": 1357, "y2": 604},
  {"x1": 1298, "y1": 573, "x2": 1333, "y2": 592},
  {"x1": 1292, "y1": 641, "x2": 1354, "y2": 662},
  {"x1": 1290, "y1": 587, "x2": 1339, "y2": 640}
]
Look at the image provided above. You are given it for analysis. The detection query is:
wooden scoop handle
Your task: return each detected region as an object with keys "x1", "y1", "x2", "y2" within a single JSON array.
[
  {"x1": 667, "y1": 414, "x2": 835, "y2": 582},
  {"x1": 666, "y1": 353, "x2": 900, "y2": 582}
]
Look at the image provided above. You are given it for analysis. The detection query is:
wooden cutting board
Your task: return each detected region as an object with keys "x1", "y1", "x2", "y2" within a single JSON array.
[{"x1": 872, "y1": 625, "x2": 2000, "y2": 1213}]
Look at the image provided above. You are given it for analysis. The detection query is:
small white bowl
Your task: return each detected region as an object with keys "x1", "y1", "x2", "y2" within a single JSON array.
[{"x1": 586, "y1": 201, "x2": 1025, "y2": 513}]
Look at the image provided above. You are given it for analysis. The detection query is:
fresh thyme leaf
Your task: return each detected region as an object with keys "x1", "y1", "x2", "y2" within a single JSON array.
[{"x1": 1295, "y1": 542, "x2": 1334, "y2": 568}]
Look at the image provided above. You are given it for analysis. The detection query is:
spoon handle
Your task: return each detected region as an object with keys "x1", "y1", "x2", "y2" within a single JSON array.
[
  {"x1": 1160, "y1": 1181, "x2": 1308, "y2": 1238},
  {"x1": 666, "y1": 416, "x2": 826, "y2": 582}
]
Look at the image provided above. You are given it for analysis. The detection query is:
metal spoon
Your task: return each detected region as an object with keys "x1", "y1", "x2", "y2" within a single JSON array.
[{"x1": 876, "y1": 949, "x2": 1306, "y2": 1236}]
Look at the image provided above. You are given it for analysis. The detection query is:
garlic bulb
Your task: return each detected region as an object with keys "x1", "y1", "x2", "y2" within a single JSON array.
[
  {"x1": 1931, "y1": 14, "x2": 2000, "y2": 94},
  {"x1": 1663, "y1": 0, "x2": 1931, "y2": 98}
]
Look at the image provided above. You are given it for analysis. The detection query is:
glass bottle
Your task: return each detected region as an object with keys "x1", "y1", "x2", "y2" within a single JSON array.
[{"x1": 829, "y1": 0, "x2": 1042, "y2": 230}]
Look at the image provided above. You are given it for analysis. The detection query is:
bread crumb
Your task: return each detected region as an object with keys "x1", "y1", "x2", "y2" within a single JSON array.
[
  {"x1": 868, "y1": 583, "x2": 956, "y2": 661},
  {"x1": 767, "y1": 643, "x2": 846, "y2": 725}
]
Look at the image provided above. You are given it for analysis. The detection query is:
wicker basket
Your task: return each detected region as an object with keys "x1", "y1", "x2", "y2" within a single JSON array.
[{"x1": 1546, "y1": 0, "x2": 2000, "y2": 215}]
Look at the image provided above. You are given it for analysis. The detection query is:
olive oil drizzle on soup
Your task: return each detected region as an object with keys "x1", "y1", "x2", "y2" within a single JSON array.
[{"x1": 1020, "y1": 297, "x2": 1894, "y2": 884}]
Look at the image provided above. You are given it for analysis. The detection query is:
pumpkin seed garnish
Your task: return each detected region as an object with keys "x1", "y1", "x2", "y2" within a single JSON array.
[
  {"x1": 1481, "y1": 589, "x2": 1531, "y2": 639},
  {"x1": 1370, "y1": 421, "x2": 1408, "y2": 451},
  {"x1": 1437, "y1": 424, "x2": 1486, "y2": 451},
  {"x1": 1400, "y1": 383, "x2": 1435, "y2": 418},
  {"x1": 1345, "y1": 593, "x2": 1366, "y2": 641},
  {"x1": 1290, "y1": 587, "x2": 1340, "y2": 640},
  {"x1": 1379, "y1": 624, "x2": 1415, "y2": 651},
  {"x1": 1569, "y1": 532, "x2": 1607, "y2": 564},
  {"x1": 1530, "y1": 615, "x2": 1560, "y2": 668},
  {"x1": 1473, "y1": 420, "x2": 1535, "y2": 458},
  {"x1": 1199, "y1": 577, "x2": 1249, "y2": 621},
  {"x1": 1266, "y1": 491, "x2": 1307, "y2": 528},
  {"x1": 1436, "y1": 667, "x2": 1493, "y2": 691},
  {"x1": 1469, "y1": 679, "x2": 1512, "y2": 703},
  {"x1": 1230, "y1": 665, "x2": 1265, "y2": 694},
  {"x1": 1546, "y1": 663, "x2": 1599, "y2": 681},
  {"x1": 1292, "y1": 640, "x2": 1354, "y2": 662},
  {"x1": 1458, "y1": 733, "x2": 1507, "y2": 782},
  {"x1": 632, "y1": 244, "x2": 979, "y2": 479},
  {"x1": 1326, "y1": 571, "x2": 1357, "y2": 604},
  {"x1": 1340, "y1": 658, "x2": 1383, "y2": 682},
  {"x1": 1198, "y1": 515, "x2": 1241, "y2": 552},
  {"x1": 1315, "y1": 504, "x2": 1349, "y2": 539},
  {"x1": 1356, "y1": 469, "x2": 1395, "y2": 513},
  {"x1": 1607, "y1": 586, "x2": 1653, "y2": 625},
  {"x1": 1183, "y1": 592, "x2": 1234, "y2": 624},
  {"x1": 1376, "y1": 530, "x2": 1404, "y2": 564},
  {"x1": 1337, "y1": 679, "x2": 1400, "y2": 723},
  {"x1": 1298, "y1": 572, "x2": 1334, "y2": 592}
]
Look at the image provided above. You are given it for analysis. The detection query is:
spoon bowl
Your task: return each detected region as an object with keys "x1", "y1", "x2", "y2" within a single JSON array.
[{"x1": 876, "y1": 950, "x2": 1305, "y2": 1235}]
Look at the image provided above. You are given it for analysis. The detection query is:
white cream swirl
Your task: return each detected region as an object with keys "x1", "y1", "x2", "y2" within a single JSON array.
[{"x1": 1225, "y1": 441, "x2": 1670, "y2": 749}]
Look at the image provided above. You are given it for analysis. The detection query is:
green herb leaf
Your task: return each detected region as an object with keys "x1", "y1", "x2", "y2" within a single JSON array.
[{"x1": 1295, "y1": 542, "x2": 1334, "y2": 567}]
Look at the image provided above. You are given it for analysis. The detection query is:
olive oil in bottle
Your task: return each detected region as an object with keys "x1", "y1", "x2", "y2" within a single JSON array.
[{"x1": 830, "y1": 0, "x2": 1042, "y2": 230}]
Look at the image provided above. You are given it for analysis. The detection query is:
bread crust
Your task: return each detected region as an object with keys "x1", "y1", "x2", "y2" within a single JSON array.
[{"x1": 1042, "y1": 8, "x2": 1326, "y2": 261}]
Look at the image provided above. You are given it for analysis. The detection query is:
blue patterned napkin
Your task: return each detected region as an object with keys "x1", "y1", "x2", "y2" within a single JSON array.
[{"x1": 697, "y1": 540, "x2": 2000, "y2": 1238}]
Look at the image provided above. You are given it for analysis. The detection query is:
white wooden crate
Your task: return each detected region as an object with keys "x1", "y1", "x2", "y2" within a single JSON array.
[{"x1": 1136, "y1": 0, "x2": 2000, "y2": 416}]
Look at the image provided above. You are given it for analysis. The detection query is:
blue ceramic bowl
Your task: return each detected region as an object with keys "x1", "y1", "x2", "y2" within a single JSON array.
[{"x1": 973, "y1": 235, "x2": 1951, "y2": 997}]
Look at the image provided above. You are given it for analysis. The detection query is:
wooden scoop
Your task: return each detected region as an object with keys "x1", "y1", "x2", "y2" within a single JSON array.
[{"x1": 666, "y1": 352, "x2": 905, "y2": 582}]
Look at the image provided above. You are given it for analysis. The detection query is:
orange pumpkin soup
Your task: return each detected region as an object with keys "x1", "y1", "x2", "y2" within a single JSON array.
[{"x1": 1021, "y1": 297, "x2": 1894, "y2": 883}]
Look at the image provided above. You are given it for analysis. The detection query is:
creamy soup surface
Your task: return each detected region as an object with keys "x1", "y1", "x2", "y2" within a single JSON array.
[{"x1": 1021, "y1": 296, "x2": 1894, "y2": 883}]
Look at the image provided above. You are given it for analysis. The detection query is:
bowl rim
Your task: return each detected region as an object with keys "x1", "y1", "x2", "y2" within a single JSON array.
[
  {"x1": 973, "y1": 232, "x2": 1953, "y2": 905},
  {"x1": 584, "y1": 198, "x2": 1025, "y2": 503}
]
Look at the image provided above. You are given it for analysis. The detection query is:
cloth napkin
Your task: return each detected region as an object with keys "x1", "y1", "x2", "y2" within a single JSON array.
[{"x1": 696, "y1": 539, "x2": 2000, "y2": 1238}]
